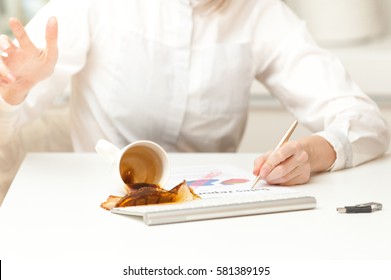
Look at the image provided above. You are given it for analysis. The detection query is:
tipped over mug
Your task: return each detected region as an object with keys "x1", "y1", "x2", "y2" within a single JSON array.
[{"x1": 95, "y1": 139, "x2": 170, "y2": 188}]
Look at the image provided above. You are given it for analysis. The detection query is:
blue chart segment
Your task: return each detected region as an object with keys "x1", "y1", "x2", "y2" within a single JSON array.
[
  {"x1": 187, "y1": 179, "x2": 219, "y2": 187},
  {"x1": 187, "y1": 178, "x2": 249, "y2": 188}
]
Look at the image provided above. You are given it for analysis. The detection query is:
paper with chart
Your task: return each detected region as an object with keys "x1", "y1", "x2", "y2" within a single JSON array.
[{"x1": 166, "y1": 164, "x2": 297, "y2": 199}]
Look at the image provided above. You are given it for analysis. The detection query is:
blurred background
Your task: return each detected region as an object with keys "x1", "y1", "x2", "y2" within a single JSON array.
[
  {"x1": 1, "y1": 0, "x2": 391, "y2": 204},
  {"x1": 0, "y1": 0, "x2": 48, "y2": 33}
]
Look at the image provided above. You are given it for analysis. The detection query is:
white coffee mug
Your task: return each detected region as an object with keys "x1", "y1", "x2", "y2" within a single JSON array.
[{"x1": 95, "y1": 139, "x2": 170, "y2": 189}]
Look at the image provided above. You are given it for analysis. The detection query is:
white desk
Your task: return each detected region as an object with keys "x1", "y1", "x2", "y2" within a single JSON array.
[{"x1": 0, "y1": 153, "x2": 390, "y2": 278}]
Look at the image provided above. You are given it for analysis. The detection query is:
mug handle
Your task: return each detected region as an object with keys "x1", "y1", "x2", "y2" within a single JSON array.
[{"x1": 95, "y1": 139, "x2": 122, "y2": 167}]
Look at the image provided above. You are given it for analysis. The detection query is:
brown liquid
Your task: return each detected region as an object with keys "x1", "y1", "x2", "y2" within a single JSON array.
[{"x1": 119, "y1": 145, "x2": 163, "y2": 185}]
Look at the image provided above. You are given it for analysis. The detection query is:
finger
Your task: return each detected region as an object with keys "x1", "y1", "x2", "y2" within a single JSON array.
[
  {"x1": 266, "y1": 166, "x2": 299, "y2": 185},
  {"x1": 0, "y1": 35, "x2": 17, "y2": 83},
  {"x1": 265, "y1": 158, "x2": 298, "y2": 183},
  {"x1": 0, "y1": 35, "x2": 17, "y2": 56},
  {"x1": 0, "y1": 35, "x2": 11, "y2": 52},
  {"x1": 266, "y1": 148, "x2": 308, "y2": 181},
  {"x1": 0, "y1": 59, "x2": 15, "y2": 83},
  {"x1": 45, "y1": 17, "x2": 58, "y2": 58},
  {"x1": 269, "y1": 170, "x2": 311, "y2": 186},
  {"x1": 266, "y1": 148, "x2": 310, "y2": 185},
  {"x1": 259, "y1": 144, "x2": 296, "y2": 179},
  {"x1": 266, "y1": 163, "x2": 303, "y2": 184},
  {"x1": 9, "y1": 17, "x2": 34, "y2": 49},
  {"x1": 252, "y1": 153, "x2": 269, "y2": 175}
]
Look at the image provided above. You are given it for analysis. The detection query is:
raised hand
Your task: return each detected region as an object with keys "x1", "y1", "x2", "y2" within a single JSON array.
[{"x1": 0, "y1": 17, "x2": 58, "y2": 105}]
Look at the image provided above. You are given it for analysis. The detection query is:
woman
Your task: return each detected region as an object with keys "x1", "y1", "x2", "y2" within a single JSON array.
[{"x1": 0, "y1": 0, "x2": 389, "y2": 187}]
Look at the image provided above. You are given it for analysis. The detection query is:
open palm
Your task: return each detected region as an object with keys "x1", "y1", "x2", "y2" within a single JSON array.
[{"x1": 0, "y1": 17, "x2": 58, "y2": 104}]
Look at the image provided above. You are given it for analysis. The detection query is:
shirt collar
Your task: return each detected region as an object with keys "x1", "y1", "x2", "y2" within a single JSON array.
[
  {"x1": 189, "y1": 0, "x2": 214, "y2": 7},
  {"x1": 187, "y1": 0, "x2": 226, "y2": 13}
]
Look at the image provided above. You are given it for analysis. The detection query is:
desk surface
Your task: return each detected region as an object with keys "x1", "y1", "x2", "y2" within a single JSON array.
[{"x1": 0, "y1": 152, "x2": 390, "y2": 263}]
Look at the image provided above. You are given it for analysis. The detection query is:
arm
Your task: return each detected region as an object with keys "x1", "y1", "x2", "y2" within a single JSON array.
[
  {"x1": 0, "y1": 0, "x2": 93, "y2": 147},
  {"x1": 0, "y1": 17, "x2": 58, "y2": 147},
  {"x1": 252, "y1": 2, "x2": 390, "y2": 185}
]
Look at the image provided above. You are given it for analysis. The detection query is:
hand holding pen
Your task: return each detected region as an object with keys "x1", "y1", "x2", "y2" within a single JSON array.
[
  {"x1": 252, "y1": 119, "x2": 337, "y2": 187},
  {"x1": 252, "y1": 120, "x2": 311, "y2": 187}
]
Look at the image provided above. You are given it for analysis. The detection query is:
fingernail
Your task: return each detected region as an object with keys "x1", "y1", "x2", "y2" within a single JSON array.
[
  {"x1": 49, "y1": 17, "x2": 57, "y2": 24},
  {"x1": 1, "y1": 42, "x2": 9, "y2": 51},
  {"x1": 6, "y1": 73, "x2": 15, "y2": 83}
]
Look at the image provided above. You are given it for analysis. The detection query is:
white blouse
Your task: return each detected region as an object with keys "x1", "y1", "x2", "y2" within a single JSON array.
[{"x1": 0, "y1": 0, "x2": 389, "y2": 170}]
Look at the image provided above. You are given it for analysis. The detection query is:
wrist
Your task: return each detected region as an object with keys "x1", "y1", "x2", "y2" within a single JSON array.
[
  {"x1": 1, "y1": 89, "x2": 28, "y2": 105},
  {"x1": 0, "y1": 80, "x2": 34, "y2": 105},
  {"x1": 299, "y1": 135, "x2": 336, "y2": 173}
]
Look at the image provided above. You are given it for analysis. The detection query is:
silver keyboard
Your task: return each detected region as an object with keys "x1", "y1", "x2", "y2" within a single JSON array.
[{"x1": 111, "y1": 193, "x2": 317, "y2": 225}]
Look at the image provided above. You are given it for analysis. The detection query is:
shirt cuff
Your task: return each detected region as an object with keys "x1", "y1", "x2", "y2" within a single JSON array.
[{"x1": 315, "y1": 129, "x2": 353, "y2": 171}]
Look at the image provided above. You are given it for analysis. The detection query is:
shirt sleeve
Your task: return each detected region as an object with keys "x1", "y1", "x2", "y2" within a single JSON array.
[
  {"x1": 0, "y1": 0, "x2": 92, "y2": 147},
  {"x1": 255, "y1": 2, "x2": 390, "y2": 171}
]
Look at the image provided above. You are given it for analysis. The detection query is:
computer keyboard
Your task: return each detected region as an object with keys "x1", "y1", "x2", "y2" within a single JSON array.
[{"x1": 111, "y1": 193, "x2": 317, "y2": 225}]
